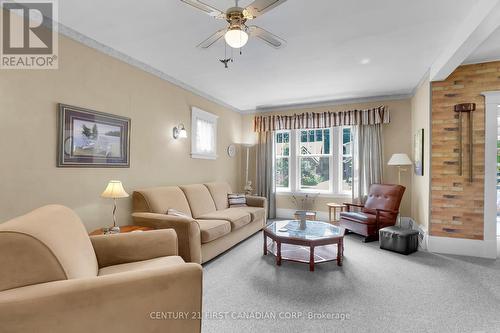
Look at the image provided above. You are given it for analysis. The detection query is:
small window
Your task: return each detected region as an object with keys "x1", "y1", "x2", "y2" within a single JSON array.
[
  {"x1": 191, "y1": 107, "x2": 218, "y2": 160},
  {"x1": 275, "y1": 130, "x2": 290, "y2": 189},
  {"x1": 341, "y1": 127, "x2": 353, "y2": 192}
]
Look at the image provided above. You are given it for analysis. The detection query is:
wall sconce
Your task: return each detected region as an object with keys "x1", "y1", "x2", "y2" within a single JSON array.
[{"x1": 173, "y1": 123, "x2": 187, "y2": 139}]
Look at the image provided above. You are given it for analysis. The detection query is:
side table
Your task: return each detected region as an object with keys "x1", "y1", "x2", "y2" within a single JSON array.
[
  {"x1": 89, "y1": 225, "x2": 154, "y2": 236},
  {"x1": 327, "y1": 203, "x2": 347, "y2": 223}
]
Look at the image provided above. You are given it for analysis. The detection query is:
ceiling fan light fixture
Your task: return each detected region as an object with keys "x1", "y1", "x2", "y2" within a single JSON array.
[{"x1": 224, "y1": 28, "x2": 248, "y2": 48}]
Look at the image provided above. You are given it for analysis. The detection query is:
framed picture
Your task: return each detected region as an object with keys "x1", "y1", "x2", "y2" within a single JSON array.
[
  {"x1": 414, "y1": 128, "x2": 424, "y2": 176},
  {"x1": 57, "y1": 104, "x2": 130, "y2": 167}
]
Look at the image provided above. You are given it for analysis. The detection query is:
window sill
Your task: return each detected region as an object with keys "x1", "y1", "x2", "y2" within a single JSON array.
[
  {"x1": 275, "y1": 191, "x2": 351, "y2": 199},
  {"x1": 191, "y1": 153, "x2": 217, "y2": 160}
]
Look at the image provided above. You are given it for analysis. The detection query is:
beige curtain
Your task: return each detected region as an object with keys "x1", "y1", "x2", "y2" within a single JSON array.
[
  {"x1": 352, "y1": 124, "x2": 384, "y2": 203},
  {"x1": 256, "y1": 131, "x2": 276, "y2": 219}
]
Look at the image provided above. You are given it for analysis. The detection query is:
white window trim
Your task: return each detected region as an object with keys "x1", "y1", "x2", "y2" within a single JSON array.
[
  {"x1": 275, "y1": 127, "x2": 352, "y2": 196},
  {"x1": 191, "y1": 107, "x2": 218, "y2": 160}
]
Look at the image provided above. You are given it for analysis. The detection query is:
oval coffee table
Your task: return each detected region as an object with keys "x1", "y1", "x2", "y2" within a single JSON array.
[{"x1": 263, "y1": 220, "x2": 345, "y2": 271}]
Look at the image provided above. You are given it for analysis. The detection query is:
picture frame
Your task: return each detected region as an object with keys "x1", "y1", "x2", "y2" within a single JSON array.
[
  {"x1": 414, "y1": 128, "x2": 424, "y2": 176},
  {"x1": 57, "y1": 104, "x2": 130, "y2": 167}
]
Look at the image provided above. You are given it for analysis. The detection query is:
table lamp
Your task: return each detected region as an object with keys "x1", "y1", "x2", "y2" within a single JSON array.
[
  {"x1": 101, "y1": 180, "x2": 129, "y2": 234},
  {"x1": 388, "y1": 153, "x2": 412, "y2": 184}
]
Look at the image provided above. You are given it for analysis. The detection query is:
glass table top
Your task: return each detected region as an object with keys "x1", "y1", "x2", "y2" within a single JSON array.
[{"x1": 265, "y1": 220, "x2": 344, "y2": 240}]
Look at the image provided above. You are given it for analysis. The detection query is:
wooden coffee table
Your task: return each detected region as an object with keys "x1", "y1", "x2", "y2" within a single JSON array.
[{"x1": 263, "y1": 220, "x2": 345, "y2": 271}]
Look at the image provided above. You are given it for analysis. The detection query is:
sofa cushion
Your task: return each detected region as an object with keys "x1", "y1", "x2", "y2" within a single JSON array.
[
  {"x1": 98, "y1": 256, "x2": 185, "y2": 276},
  {"x1": 198, "y1": 208, "x2": 251, "y2": 230},
  {"x1": 133, "y1": 186, "x2": 192, "y2": 217},
  {"x1": 204, "y1": 182, "x2": 232, "y2": 210},
  {"x1": 196, "y1": 220, "x2": 231, "y2": 243},
  {"x1": 340, "y1": 212, "x2": 394, "y2": 226},
  {"x1": 238, "y1": 206, "x2": 265, "y2": 222},
  {"x1": 180, "y1": 184, "x2": 217, "y2": 218},
  {"x1": 340, "y1": 212, "x2": 377, "y2": 224}
]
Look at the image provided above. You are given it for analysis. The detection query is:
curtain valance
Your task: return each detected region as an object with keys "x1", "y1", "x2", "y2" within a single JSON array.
[{"x1": 253, "y1": 106, "x2": 389, "y2": 132}]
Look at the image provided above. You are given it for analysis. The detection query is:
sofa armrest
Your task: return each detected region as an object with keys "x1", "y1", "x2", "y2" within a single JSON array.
[
  {"x1": 246, "y1": 195, "x2": 267, "y2": 208},
  {"x1": 0, "y1": 263, "x2": 202, "y2": 333},
  {"x1": 132, "y1": 212, "x2": 202, "y2": 264},
  {"x1": 90, "y1": 229, "x2": 178, "y2": 268}
]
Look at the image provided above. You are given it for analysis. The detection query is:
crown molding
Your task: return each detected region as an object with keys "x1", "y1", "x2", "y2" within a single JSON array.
[
  {"x1": 241, "y1": 93, "x2": 414, "y2": 114},
  {"x1": 58, "y1": 24, "x2": 422, "y2": 116},
  {"x1": 461, "y1": 57, "x2": 500, "y2": 66},
  {"x1": 57, "y1": 23, "x2": 243, "y2": 114}
]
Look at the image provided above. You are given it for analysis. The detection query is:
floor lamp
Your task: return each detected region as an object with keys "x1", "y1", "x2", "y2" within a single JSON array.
[
  {"x1": 388, "y1": 153, "x2": 413, "y2": 184},
  {"x1": 388, "y1": 153, "x2": 412, "y2": 226},
  {"x1": 243, "y1": 144, "x2": 254, "y2": 194}
]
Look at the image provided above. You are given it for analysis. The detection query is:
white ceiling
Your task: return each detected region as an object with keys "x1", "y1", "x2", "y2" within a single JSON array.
[
  {"x1": 464, "y1": 26, "x2": 500, "y2": 64},
  {"x1": 59, "y1": 0, "x2": 478, "y2": 111}
]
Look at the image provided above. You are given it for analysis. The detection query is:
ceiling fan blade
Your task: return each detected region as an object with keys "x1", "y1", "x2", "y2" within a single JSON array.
[
  {"x1": 197, "y1": 28, "x2": 227, "y2": 48},
  {"x1": 248, "y1": 26, "x2": 286, "y2": 48},
  {"x1": 180, "y1": 0, "x2": 224, "y2": 17},
  {"x1": 244, "y1": 0, "x2": 287, "y2": 18}
]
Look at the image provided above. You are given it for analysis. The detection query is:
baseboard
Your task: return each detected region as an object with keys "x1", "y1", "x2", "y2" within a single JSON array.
[{"x1": 427, "y1": 236, "x2": 497, "y2": 259}]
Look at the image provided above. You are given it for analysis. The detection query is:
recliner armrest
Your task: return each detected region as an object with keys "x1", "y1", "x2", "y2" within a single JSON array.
[
  {"x1": 344, "y1": 203, "x2": 364, "y2": 212},
  {"x1": 90, "y1": 229, "x2": 178, "y2": 268},
  {"x1": 132, "y1": 212, "x2": 202, "y2": 264}
]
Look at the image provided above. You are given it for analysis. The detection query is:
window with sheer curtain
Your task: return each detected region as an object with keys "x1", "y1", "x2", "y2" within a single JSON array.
[
  {"x1": 191, "y1": 107, "x2": 218, "y2": 159},
  {"x1": 274, "y1": 127, "x2": 352, "y2": 195}
]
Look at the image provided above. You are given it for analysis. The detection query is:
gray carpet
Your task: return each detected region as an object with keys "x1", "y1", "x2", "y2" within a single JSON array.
[{"x1": 202, "y1": 230, "x2": 500, "y2": 333}]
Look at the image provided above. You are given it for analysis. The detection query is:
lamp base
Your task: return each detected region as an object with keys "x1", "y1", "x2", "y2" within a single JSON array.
[{"x1": 102, "y1": 226, "x2": 120, "y2": 235}]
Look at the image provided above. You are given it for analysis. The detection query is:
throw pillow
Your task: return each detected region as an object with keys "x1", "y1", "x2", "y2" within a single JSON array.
[{"x1": 228, "y1": 193, "x2": 247, "y2": 208}]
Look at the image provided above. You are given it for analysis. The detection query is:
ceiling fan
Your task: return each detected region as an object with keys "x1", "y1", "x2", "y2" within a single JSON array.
[{"x1": 180, "y1": 0, "x2": 287, "y2": 50}]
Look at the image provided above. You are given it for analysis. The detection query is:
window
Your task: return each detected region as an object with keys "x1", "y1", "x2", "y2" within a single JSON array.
[
  {"x1": 275, "y1": 131, "x2": 290, "y2": 189},
  {"x1": 191, "y1": 107, "x2": 218, "y2": 159},
  {"x1": 274, "y1": 127, "x2": 352, "y2": 195},
  {"x1": 341, "y1": 127, "x2": 353, "y2": 192},
  {"x1": 299, "y1": 129, "x2": 330, "y2": 191}
]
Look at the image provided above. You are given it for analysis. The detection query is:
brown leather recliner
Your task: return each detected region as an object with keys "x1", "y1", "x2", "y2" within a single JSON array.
[{"x1": 339, "y1": 184, "x2": 405, "y2": 242}]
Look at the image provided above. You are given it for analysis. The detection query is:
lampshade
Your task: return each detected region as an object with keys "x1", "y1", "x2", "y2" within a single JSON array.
[
  {"x1": 101, "y1": 180, "x2": 129, "y2": 199},
  {"x1": 225, "y1": 28, "x2": 248, "y2": 48},
  {"x1": 388, "y1": 153, "x2": 412, "y2": 166}
]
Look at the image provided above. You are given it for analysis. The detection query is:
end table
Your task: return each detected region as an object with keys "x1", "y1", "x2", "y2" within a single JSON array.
[
  {"x1": 327, "y1": 203, "x2": 347, "y2": 223},
  {"x1": 89, "y1": 225, "x2": 154, "y2": 236}
]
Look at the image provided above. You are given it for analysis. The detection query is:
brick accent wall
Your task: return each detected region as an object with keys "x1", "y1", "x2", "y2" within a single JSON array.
[{"x1": 431, "y1": 61, "x2": 500, "y2": 240}]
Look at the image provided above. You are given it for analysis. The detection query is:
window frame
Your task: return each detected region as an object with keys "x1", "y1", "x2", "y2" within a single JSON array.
[
  {"x1": 191, "y1": 107, "x2": 218, "y2": 160},
  {"x1": 274, "y1": 127, "x2": 352, "y2": 197}
]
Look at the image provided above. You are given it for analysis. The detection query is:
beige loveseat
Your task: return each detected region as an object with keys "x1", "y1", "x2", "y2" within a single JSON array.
[
  {"x1": 132, "y1": 182, "x2": 267, "y2": 264},
  {"x1": 0, "y1": 205, "x2": 202, "y2": 333}
]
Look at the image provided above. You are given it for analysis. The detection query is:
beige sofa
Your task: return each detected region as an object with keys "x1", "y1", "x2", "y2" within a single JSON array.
[
  {"x1": 0, "y1": 205, "x2": 202, "y2": 333},
  {"x1": 133, "y1": 182, "x2": 267, "y2": 264}
]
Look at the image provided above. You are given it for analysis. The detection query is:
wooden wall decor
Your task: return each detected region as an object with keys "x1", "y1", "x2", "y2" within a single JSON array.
[
  {"x1": 453, "y1": 103, "x2": 476, "y2": 182},
  {"x1": 431, "y1": 61, "x2": 500, "y2": 240}
]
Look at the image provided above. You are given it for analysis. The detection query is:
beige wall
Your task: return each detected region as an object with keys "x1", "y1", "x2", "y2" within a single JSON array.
[
  {"x1": 0, "y1": 35, "x2": 243, "y2": 232},
  {"x1": 242, "y1": 99, "x2": 413, "y2": 217},
  {"x1": 411, "y1": 75, "x2": 431, "y2": 230}
]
